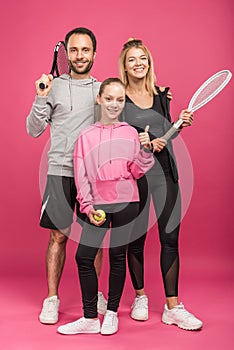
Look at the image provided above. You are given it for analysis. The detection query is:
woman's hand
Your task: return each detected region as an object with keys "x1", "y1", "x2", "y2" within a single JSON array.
[
  {"x1": 151, "y1": 138, "x2": 167, "y2": 152},
  {"x1": 178, "y1": 109, "x2": 194, "y2": 128},
  {"x1": 139, "y1": 125, "x2": 151, "y2": 150},
  {"x1": 88, "y1": 209, "x2": 106, "y2": 226},
  {"x1": 158, "y1": 86, "x2": 173, "y2": 100},
  {"x1": 167, "y1": 90, "x2": 173, "y2": 100}
]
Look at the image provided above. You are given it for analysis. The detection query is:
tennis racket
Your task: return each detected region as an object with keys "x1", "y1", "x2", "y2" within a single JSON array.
[
  {"x1": 161, "y1": 69, "x2": 232, "y2": 141},
  {"x1": 39, "y1": 41, "x2": 69, "y2": 90}
]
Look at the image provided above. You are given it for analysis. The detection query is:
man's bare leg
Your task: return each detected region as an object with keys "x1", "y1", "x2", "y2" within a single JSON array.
[
  {"x1": 39, "y1": 228, "x2": 69, "y2": 324},
  {"x1": 46, "y1": 228, "x2": 69, "y2": 297}
]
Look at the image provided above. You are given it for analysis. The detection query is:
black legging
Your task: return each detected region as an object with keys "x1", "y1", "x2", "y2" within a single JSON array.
[
  {"x1": 127, "y1": 174, "x2": 181, "y2": 297},
  {"x1": 76, "y1": 202, "x2": 139, "y2": 318}
]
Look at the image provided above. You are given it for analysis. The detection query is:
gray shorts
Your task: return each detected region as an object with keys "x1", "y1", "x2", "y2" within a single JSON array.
[{"x1": 40, "y1": 175, "x2": 85, "y2": 230}]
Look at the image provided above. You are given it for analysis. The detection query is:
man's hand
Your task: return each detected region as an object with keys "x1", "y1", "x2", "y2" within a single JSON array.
[{"x1": 36, "y1": 74, "x2": 53, "y2": 97}]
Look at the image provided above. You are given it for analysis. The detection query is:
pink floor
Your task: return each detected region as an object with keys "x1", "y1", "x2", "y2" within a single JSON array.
[{"x1": 1, "y1": 239, "x2": 233, "y2": 350}]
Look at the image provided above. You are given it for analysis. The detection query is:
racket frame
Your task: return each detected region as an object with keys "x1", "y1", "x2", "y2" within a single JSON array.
[
  {"x1": 39, "y1": 41, "x2": 67, "y2": 90},
  {"x1": 161, "y1": 69, "x2": 232, "y2": 141}
]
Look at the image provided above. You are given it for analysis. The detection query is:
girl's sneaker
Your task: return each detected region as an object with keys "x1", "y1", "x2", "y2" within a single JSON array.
[
  {"x1": 57, "y1": 317, "x2": 100, "y2": 335},
  {"x1": 101, "y1": 310, "x2": 118, "y2": 335}
]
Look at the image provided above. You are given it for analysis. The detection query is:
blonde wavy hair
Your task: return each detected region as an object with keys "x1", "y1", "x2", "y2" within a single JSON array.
[{"x1": 119, "y1": 38, "x2": 157, "y2": 96}]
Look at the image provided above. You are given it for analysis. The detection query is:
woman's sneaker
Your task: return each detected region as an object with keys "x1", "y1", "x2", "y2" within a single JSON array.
[
  {"x1": 57, "y1": 317, "x2": 100, "y2": 335},
  {"x1": 101, "y1": 310, "x2": 118, "y2": 335},
  {"x1": 39, "y1": 296, "x2": 60, "y2": 324},
  {"x1": 97, "y1": 291, "x2": 107, "y2": 315},
  {"x1": 162, "y1": 303, "x2": 203, "y2": 330},
  {"x1": 131, "y1": 295, "x2": 148, "y2": 321}
]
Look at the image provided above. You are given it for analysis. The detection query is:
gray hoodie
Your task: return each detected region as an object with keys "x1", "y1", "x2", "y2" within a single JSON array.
[{"x1": 26, "y1": 74, "x2": 101, "y2": 177}]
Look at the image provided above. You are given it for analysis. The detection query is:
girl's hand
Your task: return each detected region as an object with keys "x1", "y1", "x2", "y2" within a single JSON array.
[
  {"x1": 178, "y1": 109, "x2": 194, "y2": 128},
  {"x1": 151, "y1": 138, "x2": 167, "y2": 152},
  {"x1": 139, "y1": 125, "x2": 151, "y2": 150},
  {"x1": 88, "y1": 209, "x2": 106, "y2": 226}
]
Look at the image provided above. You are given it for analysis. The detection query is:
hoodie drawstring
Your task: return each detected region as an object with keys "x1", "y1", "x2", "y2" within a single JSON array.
[
  {"x1": 97, "y1": 125, "x2": 114, "y2": 168},
  {"x1": 97, "y1": 127, "x2": 103, "y2": 168},
  {"x1": 69, "y1": 77, "x2": 73, "y2": 111},
  {"x1": 68, "y1": 76, "x2": 97, "y2": 112},
  {"x1": 109, "y1": 126, "x2": 113, "y2": 164}
]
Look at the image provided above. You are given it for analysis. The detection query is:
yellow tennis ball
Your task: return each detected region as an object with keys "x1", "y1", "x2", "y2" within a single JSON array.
[{"x1": 94, "y1": 210, "x2": 106, "y2": 221}]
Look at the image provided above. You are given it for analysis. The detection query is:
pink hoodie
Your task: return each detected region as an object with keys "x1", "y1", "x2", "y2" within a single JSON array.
[{"x1": 73, "y1": 121, "x2": 154, "y2": 215}]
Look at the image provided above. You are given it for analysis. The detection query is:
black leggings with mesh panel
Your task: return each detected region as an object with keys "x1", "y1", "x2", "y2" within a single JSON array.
[{"x1": 127, "y1": 174, "x2": 181, "y2": 297}]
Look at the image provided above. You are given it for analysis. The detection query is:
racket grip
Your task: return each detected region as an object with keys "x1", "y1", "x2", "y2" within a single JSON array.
[
  {"x1": 39, "y1": 82, "x2": 47, "y2": 90},
  {"x1": 161, "y1": 119, "x2": 183, "y2": 141}
]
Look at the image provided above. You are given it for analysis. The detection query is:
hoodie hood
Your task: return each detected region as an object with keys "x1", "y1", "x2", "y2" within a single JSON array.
[
  {"x1": 59, "y1": 74, "x2": 99, "y2": 110},
  {"x1": 94, "y1": 121, "x2": 128, "y2": 129},
  {"x1": 92, "y1": 121, "x2": 129, "y2": 168},
  {"x1": 60, "y1": 74, "x2": 98, "y2": 86}
]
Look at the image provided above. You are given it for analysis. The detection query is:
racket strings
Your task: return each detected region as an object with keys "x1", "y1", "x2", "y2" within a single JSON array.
[
  {"x1": 189, "y1": 71, "x2": 231, "y2": 111},
  {"x1": 57, "y1": 45, "x2": 69, "y2": 75},
  {"x1": 161, "y1": 69, "x2": 231, "y2": 141}
]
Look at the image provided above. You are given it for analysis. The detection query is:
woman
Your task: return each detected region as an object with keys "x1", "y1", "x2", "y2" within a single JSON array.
[
  {"x1": 119, "y1": 39, "x2": 203, "y2": 331},
  {"x1": 57, "y1": 78, "x2": 154, "y2": 335}
]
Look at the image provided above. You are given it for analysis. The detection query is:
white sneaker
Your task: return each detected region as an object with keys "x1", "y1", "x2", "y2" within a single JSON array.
[
  {"x1": 57, "y1": 317, "x2": 100, "y2": 335},
  {"x1": 97, "y1": 291, "x2": 107, "y2": 315},
  {"x1": 39, "y1": 296, "x2": 60, "y2": 324},
  {"x1": 162, "y1": 303, "x2": 203, "y2": 330},
  {"x1": 131, "y1": 295, "x2": 148, "y2": 321},
  {"x1": 101, "y1": 310, "x2": 118, "y2": 335}
]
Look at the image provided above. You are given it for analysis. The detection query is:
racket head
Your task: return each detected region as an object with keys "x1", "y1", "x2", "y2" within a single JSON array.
[
  {"x1": 188, "y1": 69, "x2": 232, "y2": 112},
  {"x1": 39, "y1": 41, "x2": 69, "y2": 90},
  {"x1": 52, "y1": 41, "x2": 69, "y2": 77}
]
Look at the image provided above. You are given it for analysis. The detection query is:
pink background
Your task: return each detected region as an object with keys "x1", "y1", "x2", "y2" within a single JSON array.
[{"x1": 0, "y1": 0, "x2": 233, "y2": 349}]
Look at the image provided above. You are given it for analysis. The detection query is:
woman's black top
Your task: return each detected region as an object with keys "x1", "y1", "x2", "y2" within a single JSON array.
[{"x1": 120, "y1": 87, "x2": 179, "y2": 182}]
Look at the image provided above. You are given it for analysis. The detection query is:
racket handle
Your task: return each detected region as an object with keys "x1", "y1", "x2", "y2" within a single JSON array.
[
  {"x1": 161, "y1": 119, "x2": 183, "y2": 141},
  {"x1": 39, "y1": 82, "x2": 47, "y2": 90}
]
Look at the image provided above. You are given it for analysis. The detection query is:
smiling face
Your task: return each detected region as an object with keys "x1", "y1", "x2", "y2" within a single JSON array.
[
  {"x1": 97, "y1": 82, "x2": 126, "y2": 125},
  {"x1": 67, "y1": 33, "x2": 96, "y2": 79},
  {"x1": 125, "y1": 47, "x2": 149, "y2": 81}
]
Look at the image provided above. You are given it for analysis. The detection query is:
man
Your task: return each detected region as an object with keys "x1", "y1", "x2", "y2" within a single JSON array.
[{"x1": 26, "y1": 27, "x2": 106, "y2": 324}]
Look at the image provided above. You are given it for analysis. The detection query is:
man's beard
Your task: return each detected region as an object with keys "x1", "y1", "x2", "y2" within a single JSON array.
[{"x1": 69, "y1": 59, "x2": 94, "y2": 76}]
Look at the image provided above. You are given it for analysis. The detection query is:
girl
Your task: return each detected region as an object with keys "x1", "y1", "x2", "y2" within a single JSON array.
[{"x1": 57, "y1": 78, "x2": 154, "y2": 335}]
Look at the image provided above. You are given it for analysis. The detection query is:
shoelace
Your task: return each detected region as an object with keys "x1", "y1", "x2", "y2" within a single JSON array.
[
  {"x1": 98, "y1": 294, "x2": 107, "y2": 306},
  {"x1": 133, "y1": 297, "x2": 148, "y2": 309},
  {"x1": 104, "y1": 313, "x2": 116, "y2": 325},
  {"x1": 44, "y1": 299, "x2": 58, "y2": 312},
  {"x1": 174, "y1": 305, "x2": 193, "y2": 319},
  {"x1": 66, "y1": 318, "x2": 86, "y2": 328}
]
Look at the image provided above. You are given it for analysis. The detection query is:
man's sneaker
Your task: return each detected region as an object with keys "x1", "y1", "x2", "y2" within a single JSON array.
[
  {"x1": 101, "y1": 310, "x2": 118, "y2": 335},
  {"x1": 39, "y1": 296, "x2": 60, "y2": 324},
  {"x1": 162, "y1": 303, "x2": 203, "y2": 330},
  {"x1": 97, "y1": 291, "x2": 107, "y2": 315},
  {"x1": 57, "y1": 317, "x2": 100, "y2": 335},
  {"x1": 131, "y1": 295, "x2": 148, "y2": 321}
]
